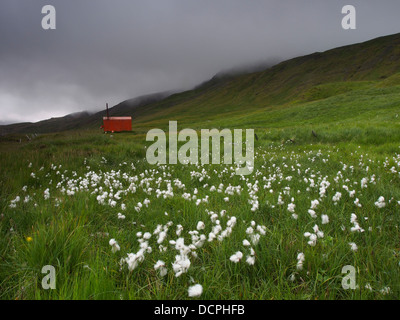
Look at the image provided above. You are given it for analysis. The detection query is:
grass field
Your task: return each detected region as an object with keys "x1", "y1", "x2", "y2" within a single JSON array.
[
  {"x1": 2, "y1": 93, "x2": 400, "y2": 300},
  {"x1": 2, "y1": 34, "x2": 400, "y2": 299}
]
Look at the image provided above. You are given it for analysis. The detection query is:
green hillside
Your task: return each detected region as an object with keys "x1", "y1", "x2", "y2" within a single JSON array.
[
  {"x1": 126, "y1": 32, "x2": 400, "y2": 131},
  {"x1": 2, "y1": 32, "x2": 400, "y2": 136}
]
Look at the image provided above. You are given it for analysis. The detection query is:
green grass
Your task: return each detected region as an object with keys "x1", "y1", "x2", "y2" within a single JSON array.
[{"x1": 2, "y1": 119, "x2": 400, "y2": 300}]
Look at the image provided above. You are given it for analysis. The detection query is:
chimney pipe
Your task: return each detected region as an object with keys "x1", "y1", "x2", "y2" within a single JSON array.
[{"x1": 106, "y1": 103, "x2": 109, "y2": 119}]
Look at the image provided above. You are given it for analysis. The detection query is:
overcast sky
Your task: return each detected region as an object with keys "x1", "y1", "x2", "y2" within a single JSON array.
[{"x1": 1, "y1": 0, "x2": 400, "y2": 123}]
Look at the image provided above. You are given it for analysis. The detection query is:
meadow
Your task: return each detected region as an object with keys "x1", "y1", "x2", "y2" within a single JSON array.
[{"x1": 1, "y1": 99, "x2": 400, "y2": 300}]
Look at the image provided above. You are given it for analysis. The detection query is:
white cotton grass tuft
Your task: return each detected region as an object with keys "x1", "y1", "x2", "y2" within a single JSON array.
[
  {"x1": 117, "y1": 212, "x2": 126, "y2": 220},
  {"x1": 332, "y1": 192, "x2": 342, "y2": 204},
  {"x1": 176, "y1": 224, "x2": 183, "y2": 236},
  {"x1": 354, "y1": 198, "x2": 362, "y2": 207},
  {"x1": 188, "y1": 284, "x2": 203, "y2": 297},
  {"x1": 154, "y1": 260, "x2": 168, "y2": 277},
  {"x1": 197, "y1": 221, "x2": 205, "y2": 230},
  {"x1": 296, "y1": 252, "x2": 305, "y2": 270},
  {"x1": 304, "y1": 225, "x2": 324, "y2": 246},
  {"x1": 246, "y1": 247, "x2": 256, "y2": 265},
  {"x1": 350, "y1": 213, "x2": 365, "y2": 233},
  {"x1": 109, "y1": 239, "x2": 120, "y2": 253},
  {"x1": 246, "y1": 256, "x2": 255, "y2": 265},
  {"x1": 172, "y1": 255, "x2": 191, "y2": 277},
  {"x1": 349, "y1": 242, "x2": 358, "y2": 252},
  {"x1": 374, "y1": 196, "x2": 386, "y2": 208},
  {"x1": 287, "y1": 203, "x2": 296, "y2": 213},
  {"x1": 310, "y1": 199, "x2": 319, "y2": 210},
  {"x1": 321, "y1": 214, "x2": 329, "y2": 224},
  {"x1": 229, "y1": 251, "x2": 243, "y2": 263},
  {"x1": 308, "y1": 209, "x2": 317, "y2": 219},
  {"x1": 313, "y1": 224, "x2": 324, "y2": 238},
  {"x1": 157, "y1": 231, "x2": 167, "y2": 244},
  {"x1": 143, "y1": 232, "x2": 152, "y2": 240}
]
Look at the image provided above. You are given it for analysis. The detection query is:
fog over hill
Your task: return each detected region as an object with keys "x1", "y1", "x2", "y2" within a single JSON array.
[{"x1": 1, "y1": 32, "x2": 400, "y2": 135}]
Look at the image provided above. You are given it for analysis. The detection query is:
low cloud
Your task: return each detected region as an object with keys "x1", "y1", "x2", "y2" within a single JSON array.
[{"x1": 1, "y1": 0, "x2": 400, "y2": 123}]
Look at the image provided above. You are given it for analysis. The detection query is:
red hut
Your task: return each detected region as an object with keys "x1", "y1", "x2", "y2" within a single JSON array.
[{"x1": 101, "y1": 103, "x2": 132, "y2": 133}]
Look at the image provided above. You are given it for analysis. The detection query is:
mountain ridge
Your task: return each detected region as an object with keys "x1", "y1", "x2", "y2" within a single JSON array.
[{"x1": 2, "y1": 32, "x2": 400, "y2": 135}]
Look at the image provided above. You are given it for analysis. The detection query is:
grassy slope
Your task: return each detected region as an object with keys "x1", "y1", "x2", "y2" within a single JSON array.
[
  {"x1": 2, "y1": 32, "x2": 400, "y2": 135},
  {"x1": 1, "y1": 33, "x2": 400, "y2": 300},
  {"x1": 127, "y1": 33, "x2": 400, "y2": 129}
]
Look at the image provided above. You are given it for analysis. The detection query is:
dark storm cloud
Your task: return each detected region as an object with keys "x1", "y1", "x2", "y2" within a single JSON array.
[{"x1": 1, "y1": 0, "x2": 400, "y2": 123}]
